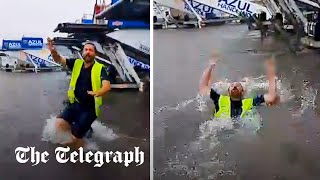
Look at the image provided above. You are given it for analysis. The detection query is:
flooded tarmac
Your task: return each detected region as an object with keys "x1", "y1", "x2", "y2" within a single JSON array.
[
  {"x1": 0, "y1": 71, "x2": 149, "y2": 180},
  {"x1": 154, "y1": 24, "x2": 320, "y2": 180}
]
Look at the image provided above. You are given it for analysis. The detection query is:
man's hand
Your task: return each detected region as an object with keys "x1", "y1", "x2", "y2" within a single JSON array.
[
  {"x1": 87, "y1": 91, "x2": 102, "y2": 97},
  {"x1": 47, "y1": 38, "x2": 56, "y2": 53},
  {"x1": 209, "y1": 50, "x2": 220, "y2": 68},
  {"x1": 199, "y1": 50, "x2": 220, "y2": 95},
  {"x1": 47, "y1": 37, "x2": 67, "y2": 66}
]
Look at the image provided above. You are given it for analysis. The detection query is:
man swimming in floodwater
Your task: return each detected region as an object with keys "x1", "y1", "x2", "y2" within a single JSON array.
[
  {"x1": 199, "y1": 52, "x2": 278, "y2": 119},
  {"x1": 47, "y1": 38, "x2": 111, "y2": 148}
]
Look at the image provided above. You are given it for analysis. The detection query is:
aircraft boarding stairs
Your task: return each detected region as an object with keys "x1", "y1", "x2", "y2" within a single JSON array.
[
  {"x1": 153, "y1": 0, "x2": 275, "y2": 29},
  {"x1": 261, "y1": 0, "x2": 320, "y2": 48},
  {"x1": 154, "y1": 0, "x2": 320, "y2": 49},
  {"x1": 52, "y1": 36, "x2": 148, "y2": 92},
  {"x1": 52, "y1": 0, "x2": 150, "y2": 92}
]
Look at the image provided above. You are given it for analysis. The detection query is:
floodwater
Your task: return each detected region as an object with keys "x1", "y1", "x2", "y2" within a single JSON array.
[
  {"x1": 154, "y1": 24, "x2": 320, "y2": 180},
  {"x1": 0, "y1": 71, "x2": 150, "y2": 179}
]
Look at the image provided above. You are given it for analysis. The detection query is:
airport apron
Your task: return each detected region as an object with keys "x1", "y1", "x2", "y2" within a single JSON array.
[
  {"x1": 68, "y1": 59, "x2": 103, "y2": 117},
  {"x1": 214, "y1": 95, "x2": 253, "y2": 118}
]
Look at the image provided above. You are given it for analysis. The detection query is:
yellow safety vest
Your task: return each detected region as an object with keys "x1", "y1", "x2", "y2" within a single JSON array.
[
  {"x1": 214, "y1": 95, "x2": 253, "y2": 118},
  {"x1": 67, "y1": 59, "x2": 104, "y2": 117}
]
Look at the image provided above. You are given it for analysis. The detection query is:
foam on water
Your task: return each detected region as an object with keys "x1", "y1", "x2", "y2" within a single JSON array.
[
  {"x1": 193, "y1": 108, "x2": 263, "y2": 152},
  {"x1": 197, "y1": 118, "x2": 235, "y2": 149},
  {"x1": 41, "y1": 115, "x2": 118, "y2": 151}
]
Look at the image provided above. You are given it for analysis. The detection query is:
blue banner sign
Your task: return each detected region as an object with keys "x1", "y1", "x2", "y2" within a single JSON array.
[
  {"x1": 217, "y1": 0, "x2": 253, "y2": 17},
  {"x1": 184, "y1": 0, "x2": 254, "y2": 18},
  {"x1": 2, "y1": 40, "x2": 22, "y2": 50},
  {"x1": 21, "y1": 37, "x2": 43, "y2": 49},
  {"x1": 184, "y1": 0, "x2": 217, "y2": 17},
  {"x1": 127, "y1": 56, "x2": 150, "y2": 70},
  {"x1": 27, "y1": 53, "x2": 49, "y2": 67}
]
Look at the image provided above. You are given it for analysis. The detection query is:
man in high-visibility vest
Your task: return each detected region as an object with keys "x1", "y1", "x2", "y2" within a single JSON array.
[
  {"x1": 47, "y1": 38, "x2": 111, "y2": 148},
  {"x1": 199, "y1": 51, "x2": 278, "y2": 119}
]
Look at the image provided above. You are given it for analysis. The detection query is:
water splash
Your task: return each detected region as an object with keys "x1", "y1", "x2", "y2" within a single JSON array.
[
  {"x1": 156, "y1": 77, "x2": 318, "y2": 179},
  {"x1": 41, "y1": 115, "x2": 118, "y2": 151},
  {"x1": 211, "y1": 76, "x2": 294, "y2": 103},
  {"x1": 155, "y1": 76, "x2": 295, "y2": 115},
  {"x1": 91, "y1": 120, "x2": 119, "y2": 141},
  {"x1": 160, "y1": 111, "x2": 263, "y2": 179},
  {"x1": 194, "y1": 109, "x2": 262, "y2": 152},
  {"x1": 197, "y1": 118, "x2": 235, "y2": 150},
  {"x1": 154, "y1": 94, "x2": 210, "y2": 115},
  {"x1": 195, "y1": 94, "x2": 208, "y2": 112},
  {"x1": 41, "y1": 115, "x2": 73, "y2": 144},
  {"x1": 154, "y1": 97, "x2": 198, "y2": 115},
  {"x1": 292, "y1": 81, "x2": 318, "y2": 118}
]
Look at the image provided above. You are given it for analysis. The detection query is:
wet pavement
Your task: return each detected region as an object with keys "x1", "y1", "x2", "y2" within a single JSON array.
[
  {"x1": 154, "y1": 24, "x2": 320, "y2": 180},
  {"x1": 0, "y1": 71, "x2": 150, "y2": 180}
]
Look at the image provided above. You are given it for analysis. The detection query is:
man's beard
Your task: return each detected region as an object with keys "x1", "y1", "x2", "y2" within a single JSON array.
[
  {"x1": 230, "y1": 89, "x2": 242, "y2": 100},
  {"x1": 83, "y1": 54, "x2": 94, "y2": 63}
]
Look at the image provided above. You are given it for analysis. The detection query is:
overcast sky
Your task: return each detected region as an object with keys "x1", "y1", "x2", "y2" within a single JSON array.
[{"x1": 0, "y1": 0, "x2": 111, "y2": 43}]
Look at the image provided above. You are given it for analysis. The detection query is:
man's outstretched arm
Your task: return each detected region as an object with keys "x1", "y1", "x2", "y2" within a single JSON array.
[
  {"x1": 199, "y1": 52, "x2": 220, "y2": 95},
  {"x1": 264, "y1": 57, "x2": 278, "y2": 105},
  {"x1": 47, "y1": 37, "x2": 67, "y2": 67}
]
